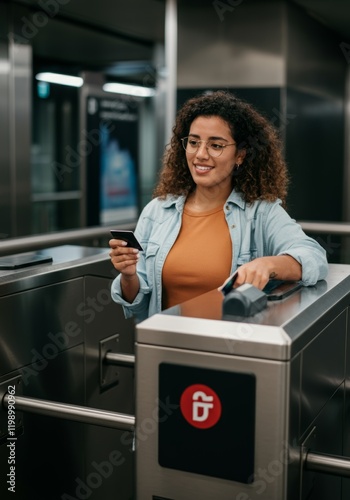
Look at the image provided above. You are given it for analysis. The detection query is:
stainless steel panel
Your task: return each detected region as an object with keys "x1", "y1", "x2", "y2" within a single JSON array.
[
  {"x1": 9, "y1": 40, "x2": 32, "y2": 236},
  {"x1": 287, "y1": 353, "x2": 302, "y2": 499},
  {"x1": 286, "y1": 1, "x2": 345, "y2": 98},
  {"x1": 342, "y1": 307, "x2": 350, "y2": 500},
  {"x1": 0, "y1": 278, "x2": 84, "y2": 377},
  {"x1": 84, "y1": 275, "x2": 135, "y2": 500},
  {"x1": 0, "y1": 20, "x2": 11, "y2": 240},
  {"x1": 301, "y1": 387, "x2": 344, "y2": 500},
  {"x1": 285, "y1": 2, "x2": 345, "y2": 224},
  {"x1": 135, "y1": 265, "x2": 350, "y2": 499},
  {"x1": 0, "y1": 345, "x2": 85, "y2": 500},
  {"x1": 137, "y1": 312, "x2": 291, "y2": 360},
  {"x1": 300, "y1": 311, "x2": 346, "y2": 434},
  {"x1": 137, "y1": 264, "x2": 350, "y2": 361},
  {"x1": 0, "y1": 250, "x2": 136, "y2": 499},
  {"x1": 135, "y1": 343, "x2": 290, "y2": 499},
  {"x1": 177, "y1": 0, "x2": 285, "y2": 88},
  {"x1": 0, "y1": 245, "x2": 111, "y2": 297}
]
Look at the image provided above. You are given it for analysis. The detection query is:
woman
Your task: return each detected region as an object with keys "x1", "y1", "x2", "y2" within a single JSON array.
[{"x1": 109, "y1": 90, "x2": 328, "y2": 322}]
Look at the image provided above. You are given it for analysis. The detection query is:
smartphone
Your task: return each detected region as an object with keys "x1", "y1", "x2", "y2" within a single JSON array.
[
  {"x1": 218, "y1": 270, "x2": 238, "y2": 295},
  {"x1": 0, "y1": 253, "x2": 53, "y2": 270},
  {"x1": 264, "y1": 280, "x2": 302, "y2": 301},
  {"x1": 110, "y1": 230, "x2": 143, "y2": 251}
]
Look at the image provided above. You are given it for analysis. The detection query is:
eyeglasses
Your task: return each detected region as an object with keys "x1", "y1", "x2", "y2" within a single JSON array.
[{"x1": 181, "y1": 137, "x2": 236, "y2": 158}]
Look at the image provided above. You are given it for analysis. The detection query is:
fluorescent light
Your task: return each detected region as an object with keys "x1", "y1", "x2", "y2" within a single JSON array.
[
  {"x1": 103, "y1": 82, "x2": 155, "y2": 97},
  {"x1": 35, "y1": 72, "x2": 83, "y2": 87}
]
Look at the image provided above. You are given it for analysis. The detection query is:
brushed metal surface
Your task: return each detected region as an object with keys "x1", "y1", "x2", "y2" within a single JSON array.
[
  {"x1": 0, "y1": 345, "x2": 86, "y2": 500},
  {"x1": 0, "y1": 245, "x2": 111, "y2": 296},
  {"x1": 0, "y1": 34, "x2": 11, "y2": 241},
  {"x1": 135, "y1": 264, "x2": 350, "y2": 499},
  {"x1": 0, "y1": 277, "x2": 85, "y2": 377},
  {"x1": 300, "y1": 311, "x2": 346, "y2": 434},
  {"x1": 135, "y1": 343, "x2": 290, "y2": 499},
  {"x1": 84, "y1": 275, "x2": 136, "y2": 500},
  {"x1": 0, "y1": 247, "x2": 134, "y2": 500},
  {"x1": 137, "y1": 264, "x2": 350, "y2": 361},
  {"x1": 9, "y1": 40, "x2": 32, "y2": 236},
  {"x1": 301, "y1": 387, "x2": 344, "y2": 500},
  {"x1": 2, "y1": 393, "x2": 135, "y2": 430},
  {"x1": 343, "y1": 306, "x2": 350, "y2": 499}
]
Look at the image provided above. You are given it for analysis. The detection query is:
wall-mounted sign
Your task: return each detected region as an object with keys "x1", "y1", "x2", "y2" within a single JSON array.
[{"x1": 86, "y1": 95, "x2": 139, "y2": 225}]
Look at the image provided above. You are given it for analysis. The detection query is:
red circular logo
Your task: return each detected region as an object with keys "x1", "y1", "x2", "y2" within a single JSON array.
[{"x1": 180, "y1": 384, "x2": 222, "y2": 429}]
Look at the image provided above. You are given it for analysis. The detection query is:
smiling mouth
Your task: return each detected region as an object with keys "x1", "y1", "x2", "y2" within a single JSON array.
[{"x1": 195, "y1": 165, "x2": 213, "y2": 171}]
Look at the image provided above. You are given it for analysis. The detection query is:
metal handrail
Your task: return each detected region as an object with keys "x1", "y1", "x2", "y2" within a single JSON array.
[
  {"x1": 1, "y1": 221, "x2": 349, "y2": 258},
  {"x1": 105, "y1": 352, "x2": 135, "y2": 367},
  {"x1": 305, "y1": 451, "x2": 350, "y2": 478},
  {"x1": 299, "y1": 221, "x2": 350, "y2": 235},
  {"x1": 5, "y1": 395, "x2": 350, "y2": 477},
  {"x1": 0, "y1": 222, "x2": 136, "y2": 256},
  {"x1": 2, "y1": 394, "x2": 135, "y2": 431}
]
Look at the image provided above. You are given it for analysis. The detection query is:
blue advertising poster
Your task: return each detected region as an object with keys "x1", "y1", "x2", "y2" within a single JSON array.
[{"x1": 86, "y1": 95, "x2": 139, "y2": 225}]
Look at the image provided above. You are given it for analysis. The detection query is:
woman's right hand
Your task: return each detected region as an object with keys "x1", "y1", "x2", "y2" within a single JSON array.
[{"x1": 109, "y1": 238, "x2": 140, "y2": 277}]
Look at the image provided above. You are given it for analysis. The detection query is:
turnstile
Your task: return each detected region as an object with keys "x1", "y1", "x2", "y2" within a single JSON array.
[
  {"x1": 135, "y1": 263, "x2": 350, "y2": 499},
  {"x1": 0, "y1": 245, "x2": 135, "y2": 500},
  {"x1": 2, "y1": 258, "x2": 350, "y2": 499}
]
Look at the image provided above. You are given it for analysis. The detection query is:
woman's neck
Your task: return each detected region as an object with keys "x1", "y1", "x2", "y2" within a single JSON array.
[{"x1": 186, "y1": 187, "x2": 230, "y2": 212}]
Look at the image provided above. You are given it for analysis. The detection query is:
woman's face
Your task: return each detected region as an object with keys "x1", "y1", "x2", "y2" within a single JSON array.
[{"x1": 185, "y1": 116, "x2": 245, "y2": 195}]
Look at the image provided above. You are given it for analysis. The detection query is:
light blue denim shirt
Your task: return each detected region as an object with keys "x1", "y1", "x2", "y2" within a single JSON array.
[{"x1": 111, "y1": 189, "x2": 328, "y2": 322}]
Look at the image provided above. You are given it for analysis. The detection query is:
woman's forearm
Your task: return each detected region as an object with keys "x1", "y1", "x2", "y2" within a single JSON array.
[
  {"x1": 235, "y1": 255, "x2": 302, "y2": 290},
  {"x1": 120, "y1": 274, "x2": 140, "y2": 303},
  {"x1": 264, "y1": 255, "x2": 302, "y2": 281}
]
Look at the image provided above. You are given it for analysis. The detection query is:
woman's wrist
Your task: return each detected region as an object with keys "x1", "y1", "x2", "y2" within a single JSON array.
[
  {"x1": 120, "y1": 273, "x2": 140, "y2": 303},
  {"x1": 121, "y1": 273, "x2": 138, "y2": 283}
]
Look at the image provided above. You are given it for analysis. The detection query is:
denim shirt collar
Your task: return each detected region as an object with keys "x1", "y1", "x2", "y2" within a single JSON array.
[
  {"x1": 162, "y1": 195, "x2": 186, "y2": 212},
  {"x1": 226, "y1": 189, "x2": 246, "y2": 210},
  {"x1": 161, "y1": 189, "x2": 246, "y2": 211}
]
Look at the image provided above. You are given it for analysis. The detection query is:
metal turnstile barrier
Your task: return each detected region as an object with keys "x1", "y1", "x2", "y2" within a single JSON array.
[
  {"x1": 2, "y1": 256, "x2": 350, "y2": 499},
  {"x1": 0, "y1": 245, "x2": 136, "y2": 500},
  {"x1": 133, "y1": 263, "x2": 350, "y2": 499}
]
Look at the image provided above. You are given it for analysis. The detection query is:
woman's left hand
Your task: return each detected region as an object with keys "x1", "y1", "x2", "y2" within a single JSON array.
[{"x1": 233, "y1": 255, "x2": 302, "y2": 290}]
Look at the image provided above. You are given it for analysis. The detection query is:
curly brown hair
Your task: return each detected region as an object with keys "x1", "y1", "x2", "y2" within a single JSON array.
[{"x1": 153, "y1": 90, "x2": 289, "y2": 206}]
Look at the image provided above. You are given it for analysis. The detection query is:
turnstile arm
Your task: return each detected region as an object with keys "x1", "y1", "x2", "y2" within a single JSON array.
[
  {"x1": 2, "y1": 393, "x2": 135, "y2": 431},
  {"x1": 105, "y1": 351, "x2": 135, "y2": 367},
  {"x1": 305, "y1": 451, "x2": 350, "y2": 478}
]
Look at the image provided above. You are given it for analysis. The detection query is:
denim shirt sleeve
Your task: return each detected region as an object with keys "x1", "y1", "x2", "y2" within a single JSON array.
[
  {"x1": 110, "y1": 196, "x2": 183, "y2": 322},
  {"x1": 110, "y1": 272, "x2": 150, "y2": 322},
  {"x1": 110, "y1": 206, "x2": 153, "y2": 323},
  {"x1": 259, "y1": 201, "x2": 328, "y2": 285}
]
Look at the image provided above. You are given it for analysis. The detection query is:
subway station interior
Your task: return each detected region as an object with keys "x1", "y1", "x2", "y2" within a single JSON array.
[{"x1": 2, "y1": 0, "x2": 350, "y2": 498}]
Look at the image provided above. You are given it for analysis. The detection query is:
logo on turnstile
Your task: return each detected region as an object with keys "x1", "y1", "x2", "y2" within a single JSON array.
[{"x1": 180, "y1": 384, "x2": 222, "y2": 429}]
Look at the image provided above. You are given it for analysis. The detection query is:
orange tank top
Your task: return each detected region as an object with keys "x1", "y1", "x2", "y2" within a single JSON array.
[{"x1": 162, "y1": 204, "x2": 232, "y2": 309}]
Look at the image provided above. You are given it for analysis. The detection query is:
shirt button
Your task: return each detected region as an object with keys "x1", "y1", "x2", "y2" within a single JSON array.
[
  {"x1": 231, "y1": 224, "x2": 236, "y2": 228},
  {"x1": 225, "y1": 205, "x2": 229, "y2": 210}
]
